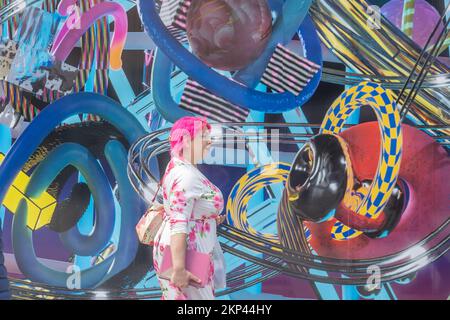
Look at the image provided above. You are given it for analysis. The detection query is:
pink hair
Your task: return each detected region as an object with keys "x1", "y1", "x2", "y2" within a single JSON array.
[{"x1": 169, "y1": 116, "x2": 211, "y2": 158}]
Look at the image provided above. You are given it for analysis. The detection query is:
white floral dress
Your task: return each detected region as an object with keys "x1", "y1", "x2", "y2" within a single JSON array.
[{"x1": 152, "y1": 156, "x2": 227, "y2": 300}]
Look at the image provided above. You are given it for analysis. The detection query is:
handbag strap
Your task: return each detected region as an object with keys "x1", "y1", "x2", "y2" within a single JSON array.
[
  {"x1": 152, "y1": 167, "x2": 170, "y2": 204},
  {"x1": 150, "y1": 182, "x2": 161, "y2": 204}
]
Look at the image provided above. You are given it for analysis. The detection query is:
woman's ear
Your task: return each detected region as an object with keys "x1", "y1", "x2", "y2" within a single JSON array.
[{"x1": 182, "y1": 133, "x2": 191, "y2": 149}]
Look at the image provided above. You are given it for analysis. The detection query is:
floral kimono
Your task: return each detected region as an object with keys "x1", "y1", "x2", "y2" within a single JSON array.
[{"x1": 153, "y1": 156, "x2": 227, "y2": 300}]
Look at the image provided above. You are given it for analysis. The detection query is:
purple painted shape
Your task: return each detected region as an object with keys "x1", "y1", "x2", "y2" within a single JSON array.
[
  {"x1": 2, "y1": 209, "x2": 71, "y2": 262},
  {"x1": 381, "y1": 0, "x2": 445, "y2": 48},
  {"x1": 391, "y1": 251, "x2": 450, "y2": 300},
  {"x1": 262, "y1": 272, "x2": 318, "y2": 299}
]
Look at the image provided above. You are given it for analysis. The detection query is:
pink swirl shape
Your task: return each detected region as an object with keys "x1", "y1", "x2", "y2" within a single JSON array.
[{"x1": 51, "y1": 0, "x2": 128, "y2": 70}]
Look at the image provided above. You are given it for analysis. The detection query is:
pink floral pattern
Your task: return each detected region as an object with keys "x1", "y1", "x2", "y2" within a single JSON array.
[{"x1": 152, "y1": 157, "x2": 226, "y2": 300}]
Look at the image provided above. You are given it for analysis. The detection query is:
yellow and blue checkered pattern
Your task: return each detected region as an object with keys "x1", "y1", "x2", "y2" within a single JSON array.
[
  {"x1": 320, "y1": 82, "x2": 403, "y2": 241},
  {"x1": 226, "y1": 162, "x2": 291, "y2": 245}
]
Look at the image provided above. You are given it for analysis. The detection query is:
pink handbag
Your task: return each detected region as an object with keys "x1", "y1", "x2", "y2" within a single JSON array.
[
  {"x1": 158, "y1": 246, "x2": 211, "y2": 288},
  {"x1": 136, "y1": 183, "x2": 164, "y2": 246}
]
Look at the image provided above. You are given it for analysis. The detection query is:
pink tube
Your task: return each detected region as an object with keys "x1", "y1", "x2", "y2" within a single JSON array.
[
  {"x1": 52, "y1": 0, "x2": 80, "y2": 51},
  {"x1": 51, "y1": 1, "x2": 128, "y2": 70},
  {"x1": 57, "y1": 0, "x2": 79, "y2": 16}
]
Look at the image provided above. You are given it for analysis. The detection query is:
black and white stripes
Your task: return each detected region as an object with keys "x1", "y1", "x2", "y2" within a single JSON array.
[
  {"x1": 261, "y1": 44, "x2": 320, "y2": 95},
  {"x1": 167, "y1": 25, "x2": 188, "y2": 43},
  {"x1": 158, "y1": 0, "x2": 191, "y2": 42},
  {"x1": 159, "y1": 0, "x2": 191, "y2": 31},
  {"x1": 180, "y1": 79, "x2": 250, "y2": 124},
  {"x1": 159, "y1": 0, "x2": 181, "y2": 26}
]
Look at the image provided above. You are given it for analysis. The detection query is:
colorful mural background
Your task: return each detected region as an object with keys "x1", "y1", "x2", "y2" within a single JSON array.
[{"x1": 0, "y1": 0, "x2": 448, "y2": 300}]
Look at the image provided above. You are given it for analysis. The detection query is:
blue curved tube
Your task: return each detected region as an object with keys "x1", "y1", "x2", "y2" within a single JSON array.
[
  {"x1": 0, "y1": 125, "x2": 11, "y2": 154},
  {"x1": 0, "y1": 93, "x2": 148, "y2": 289},
  {"x1": 12, "y1": 199, "x2": 115, "y2": 288},
  {"x1": 152, "y1": 49, "x2": 193, "y2": 123},
  {"x1": 12, "y1": 143, "x2": 116, "y2": 288},
  {"x1": 0, "y1": 93, "x2": 146, "y2": 208},
  {"x1": 101, "y1": 140, "x2": 142, "y2": 277},
  {"x1": 26, "y1": 143, "x2": 115, "y2": 256},
  {"x1": 0, "y1": 125, "x2": 11, "y2": 299},
  {"x1": 295, "y1": 15, "x2": 323, "y2": 102},
  {"x1": 149, "y1": 16, "x2": 322, "y2": 121},
  {"x1": 267, "y1": 0, "x2": 285, "y2": 17},
  {"x1": 137, "y1": 0, "x2": 319, "y2": 113}
]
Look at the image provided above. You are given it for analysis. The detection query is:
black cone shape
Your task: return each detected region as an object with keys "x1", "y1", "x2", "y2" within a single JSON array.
[{"x1": 287, "y1": 134, "x2": 349, "y2": 222}]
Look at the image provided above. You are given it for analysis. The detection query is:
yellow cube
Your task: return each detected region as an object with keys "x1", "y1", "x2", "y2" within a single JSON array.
[{"x1": 0, "y1": 153, "x2": 57, "y2": 230}]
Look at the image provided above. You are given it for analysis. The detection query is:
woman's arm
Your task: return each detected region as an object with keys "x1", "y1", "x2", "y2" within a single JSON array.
[
  {"x1": 171, "y1": 233, "x2": 187, "y2": 272},
  {"x1": 170, "y1": 234, "x2": 201, "y2": 288},
  {"x1": 166, "y1": 168, "x2": 202, "y2": 288}
]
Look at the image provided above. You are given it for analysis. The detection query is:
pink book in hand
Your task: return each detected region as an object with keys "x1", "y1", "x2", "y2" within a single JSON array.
[{"x1": 158, "y1": 246, "x2": 211, "y2": 288}]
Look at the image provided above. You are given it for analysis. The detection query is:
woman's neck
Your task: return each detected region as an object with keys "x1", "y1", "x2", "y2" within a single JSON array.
[{"x1": 179, "y1": 152, "x2": 197, "y2": 167}]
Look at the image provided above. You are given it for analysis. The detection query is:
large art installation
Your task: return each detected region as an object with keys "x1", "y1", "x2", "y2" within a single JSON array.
[{"x1": 0, "y1": 0, "x2": 448, "y2": 300}]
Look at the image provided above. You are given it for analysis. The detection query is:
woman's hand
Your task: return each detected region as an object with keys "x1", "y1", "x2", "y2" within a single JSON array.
[
  {"x1": 216, "y1": 215, "x2": 226, "y2": 225},
  {"x1": 170, "y1": 268, "x2": 202, "y2": 289}
]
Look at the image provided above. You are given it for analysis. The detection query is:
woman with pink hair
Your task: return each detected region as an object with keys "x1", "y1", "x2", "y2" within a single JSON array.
[{"x1": 153, "y1": 116, "x2": 227, "y2": 300}]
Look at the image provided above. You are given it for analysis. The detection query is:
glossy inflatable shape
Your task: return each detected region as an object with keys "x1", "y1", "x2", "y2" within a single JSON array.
[
  {"x1": 305, "y1": 123, "x2": 450, "y2": 259},
  {"x1": 286, "y1": 134, "x2": 350, "y2": 222},
  {"x1": 137, "y1": 0, "x2": 321, "y2": 112},
  {"x1": 52, "y1": 1, "x2": 127, "y2": 70}
]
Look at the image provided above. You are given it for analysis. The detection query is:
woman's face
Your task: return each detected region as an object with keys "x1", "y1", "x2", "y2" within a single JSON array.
[{"x1": 184, "y1": 127, "x2": 212, "y2": 163}]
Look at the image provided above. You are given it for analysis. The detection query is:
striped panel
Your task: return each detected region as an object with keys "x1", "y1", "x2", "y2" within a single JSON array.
[
  {"x1": 1, "y1": 81, "x2": 40, "y2": 121},
  {"x1": 261, "y1": 44, "x2": 321, "y2": 95},
  {"x1": 94, "y1": 10, "x2": 110, "y2": 70},
  {"x1": 180, "y1": 79, "x2": 250, "y2": 124},
  {"x1": 1, "y1": 0, "x2": 19, "y2": 40},
  {"x1": 159, "y1": 0, "x2": 191, "y2": 41},
  {"x1": 74, "y1": 69, "x2": 90, "y2": 93},
  {"x1": 94, "y1": 69, "x2": 108, "y2": 95},
  {"x1": 401, "y1": 0, "x2": 415, "y2": 37},
  {"x1": 41, "y1": 0, "x2": 58, "y2": 13},
  {"x1": 172, "y1": 0, "x2": 191, "y2": 31},
  {"x1": 167, "y1": 25, "x2": 188, "y2": 43},
  {"x1": 159, "y1": 0, "x2": 183, "y2": 27}
]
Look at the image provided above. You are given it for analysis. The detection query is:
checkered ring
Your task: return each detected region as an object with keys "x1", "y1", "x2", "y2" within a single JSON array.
[{"x1": 320, "y1": 82, "x2": 403, "y2": 241}]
